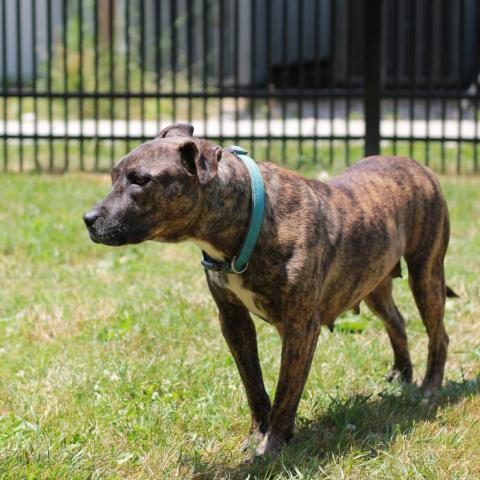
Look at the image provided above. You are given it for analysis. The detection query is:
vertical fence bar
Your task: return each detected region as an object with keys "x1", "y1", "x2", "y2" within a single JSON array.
[
  {"x1": 218, "y1": 0, "x2": 224, "y2": 143},
  {"x1": 187, "y1": 0, "x2": 193, "y2": 123},
  {"x1": 344, "y1": 0, "x2": 351, "y2": 165},
  {"x1": 456, "y1": 0, "x2": 464, "y2": 174},
  {"x1": 94, "y1": 0, "x2": 99, "y2": 170},
  {"x1": 155, "y1": 0, "x2": 161, "y2": 133},
  {"x1": 125, "y1": 0, "x2": 131, "y2": 150},
  {"x1": 15, "y1": 0, "x2": 23, "y2": 171},
  {"x1": 364, "y1": 0, "x2": 381, "y2": 157},
  {"x1": 1, "y1": 0, "x2": 6, "y2": 171},
  {"x1": 297, "y1": 0, "x2": 304, "y2": 166},
  {"x1": 78, "y1": 0, "x2": 84, "y2": 169},
  {"x1": 313, "y1": 0, "x2": 320, "y2": 164},
  {"x1": 392, "y1": 0, "x2": 399, "y2": 155},
  {"x1": 140, "y1": 0, "x2": 145, "y2": 143},
  {"x1": 47, "y1": 0, "x2": 53, "y2": 170},
  {"x1": 249, "y1": 0, "x2": 256, "y2": 156},
  {"x1": 202, "y1": 0, "x2": 208, "y2": 139},
  {"x1": 266, "y1": 0, "x2": 271, "y2": 162},
  {"x1": 329, "y1": 0, "x2": 335, "y2": 165},
  {"x1": 109, "y1": 0, "x2": 115, "y2": 163},
  {"x1": 32, "y1": 0, "x2": 39, "y2": 170},
  {"x1": 475, "y1": 2, "x2": 479, "y2": 172},
  {"x1": 233, "y1": 0, "x2": 240, "y2": 145},
  {"x1": 424, "y1": 0, "x2": 432, "y2": 166},
  {"x1": 440, "y1": 0, "x2": 447, "y2": 172},
  {"x1": 62, "y1": 0, "x2": 69, "y2": 171},
  {"x1": 281, "y1": 0, "x2": 288, "y2": 162},
  {"x1": 170, "y1": 0, "x2": 177, "y2": 122},
  {"x1": 408, "y1": 0, "x2": 415, "y2": 159}
]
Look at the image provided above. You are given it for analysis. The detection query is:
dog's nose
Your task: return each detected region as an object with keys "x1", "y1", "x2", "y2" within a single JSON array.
[{"x1": 83, "y1": 209, "x2": 100, "y2": 228}]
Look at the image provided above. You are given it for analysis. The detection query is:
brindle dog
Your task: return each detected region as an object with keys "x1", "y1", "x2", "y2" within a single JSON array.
[{"x1": 84, "y1": 123, "x2": 457, "y2": 457}]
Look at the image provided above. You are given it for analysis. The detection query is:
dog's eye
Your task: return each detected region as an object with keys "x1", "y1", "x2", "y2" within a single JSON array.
[{"x1": 128, "y1": 172, "x2": 150, "y2": 186}]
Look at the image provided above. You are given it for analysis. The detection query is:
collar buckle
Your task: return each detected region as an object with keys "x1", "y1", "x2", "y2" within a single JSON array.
[
  {"x1": 201, "y1": 253, "x2": 231, "y2": 272},
  {"x1": 230, "y1": 257, "x2": 249, "y2": 274}
]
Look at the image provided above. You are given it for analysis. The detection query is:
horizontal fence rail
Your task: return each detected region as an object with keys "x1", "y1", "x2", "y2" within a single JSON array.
[{"x1": 0, "y1": 0, "x2": 479, "y2": 174}]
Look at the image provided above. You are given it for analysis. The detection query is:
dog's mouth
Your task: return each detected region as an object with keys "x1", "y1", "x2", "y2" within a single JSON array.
[
  {"x1": 87, "y1": 219, "x2": 150, "y2": 246},
  {"x1": 88, "y1": 229, "x2": 125, "y2": 246},
  {"x1": 86, "y1": 217, "x2": 128, "y2": 246}
]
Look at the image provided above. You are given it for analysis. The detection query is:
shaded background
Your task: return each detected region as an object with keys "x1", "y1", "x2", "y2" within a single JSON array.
[{"x1": 1, "y1": 0, "x2": 480, "y2": 173}]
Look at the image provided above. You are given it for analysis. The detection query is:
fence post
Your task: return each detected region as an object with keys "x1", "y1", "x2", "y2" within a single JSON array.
[{"x1": 364, "y1": 0, "x2": 382, "y2": 156}]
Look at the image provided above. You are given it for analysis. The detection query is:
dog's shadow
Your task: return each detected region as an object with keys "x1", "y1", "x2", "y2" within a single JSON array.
[{"x1": 191, "y1": 377, "x2": 480, "y2": 479}]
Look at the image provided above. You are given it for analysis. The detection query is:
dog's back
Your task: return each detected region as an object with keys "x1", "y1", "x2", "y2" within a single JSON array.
[{"x1": 329, "y1": 155, "x2": 449, "y2": 261}]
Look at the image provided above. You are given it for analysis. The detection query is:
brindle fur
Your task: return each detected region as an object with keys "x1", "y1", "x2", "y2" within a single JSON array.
[{"x1": 84, "y1": 123, "x2": 455, "y2": 457}]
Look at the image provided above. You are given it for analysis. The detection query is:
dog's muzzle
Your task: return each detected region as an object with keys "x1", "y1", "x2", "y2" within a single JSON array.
[
  {"x1": 83, "y1": 208, "x2": 102, "y2": 242},
  {"x1": 83, "y1": 208, "x2": 101, "y2": 229},
  {"x1": 83, "y1": 208, "x2": 148, "y2": 246}
]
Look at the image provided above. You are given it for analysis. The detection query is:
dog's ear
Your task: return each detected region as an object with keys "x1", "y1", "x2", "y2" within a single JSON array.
[
  {"x1": 158, "y1": 123, "x2": 194, "y2": 138},
  {"x1": 178, "y1": 140, "x2": 222, "y2": 185}
]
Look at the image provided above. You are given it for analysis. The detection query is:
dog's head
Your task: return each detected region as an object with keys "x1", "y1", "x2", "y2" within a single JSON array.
[{"x1": 83, "y1": 123, "x2": 222, "y2": 246}]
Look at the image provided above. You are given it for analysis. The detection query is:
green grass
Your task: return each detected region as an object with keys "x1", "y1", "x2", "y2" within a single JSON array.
[{"x1": 0, "y1": 169, "x2": 479, "y2": 479}]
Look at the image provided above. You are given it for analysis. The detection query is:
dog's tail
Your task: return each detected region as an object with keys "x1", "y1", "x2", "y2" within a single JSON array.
[{"x1": 446, "y1": 286, "x2": 460, "y2": 298}]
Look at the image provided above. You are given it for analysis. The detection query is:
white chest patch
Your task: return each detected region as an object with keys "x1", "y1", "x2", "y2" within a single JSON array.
[
  {"x1": 188, "y1": 239, "x2": 266, "y2": 319},
  {"x1": 226, "y1": 274, "x2": 266, "y2": 319},
  {"x1": 189, "y1": 239, "x2": 226, "y2": 261}
]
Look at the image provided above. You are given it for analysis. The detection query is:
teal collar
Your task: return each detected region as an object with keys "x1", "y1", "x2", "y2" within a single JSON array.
[{"x1": 201, "y1": 145, "x2": 265, "y2": 274}]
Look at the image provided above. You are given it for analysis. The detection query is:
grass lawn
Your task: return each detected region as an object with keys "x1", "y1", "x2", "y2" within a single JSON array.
[{"x1": 0, "y1": 168, "x2": 479, "y2": 479}]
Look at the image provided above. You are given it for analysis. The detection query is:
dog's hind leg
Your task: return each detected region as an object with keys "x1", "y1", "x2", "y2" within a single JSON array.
[
  {"x1": 364, "y1": 276, "x2": 413, "y2": 383},
  {"x1": 406, "y1": 254, "x2": 449, "y2": 395}
]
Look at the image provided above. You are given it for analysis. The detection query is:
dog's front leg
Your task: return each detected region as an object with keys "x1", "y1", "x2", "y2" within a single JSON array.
[
  {"x1": 219, "y1": 307, "x2": 272, "y2": 449},
  {"x1": 256, "y1": 315, "x2": 321, "y2": 457},
  {"x1": 206, "y1": 278, "x2": 271, "y2": 448}
]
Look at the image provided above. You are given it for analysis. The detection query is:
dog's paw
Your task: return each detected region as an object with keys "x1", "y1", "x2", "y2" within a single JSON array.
[
  {"x1": 420, "y1": 377, "x2": 442, "y2": 397},
  {"x1": 385, "y1": 365, "x2": 412, "y2": 384},
  {"x1": 254, "y1": 433, "x2": 286, "y2": 459},
  {"x1": 240, "y1": 430, "x2": 265, "y2": 453},
  {"x1": 385, "y1": 368, "x2": 402, "y2": 383}
]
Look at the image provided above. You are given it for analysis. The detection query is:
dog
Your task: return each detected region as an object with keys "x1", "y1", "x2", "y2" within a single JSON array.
[{"x1": 84, "y1": 123, "x2": 457, "y2": 457}]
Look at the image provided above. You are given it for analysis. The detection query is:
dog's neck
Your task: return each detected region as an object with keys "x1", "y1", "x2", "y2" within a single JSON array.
[{"x1": 190, "y1": 153, "x2": 252, "y2": 261}]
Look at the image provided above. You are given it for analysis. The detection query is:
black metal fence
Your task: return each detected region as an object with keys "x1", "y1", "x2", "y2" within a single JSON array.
[{"x1": 0, "y1": 0, "x2": 479, "y2": 173}]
